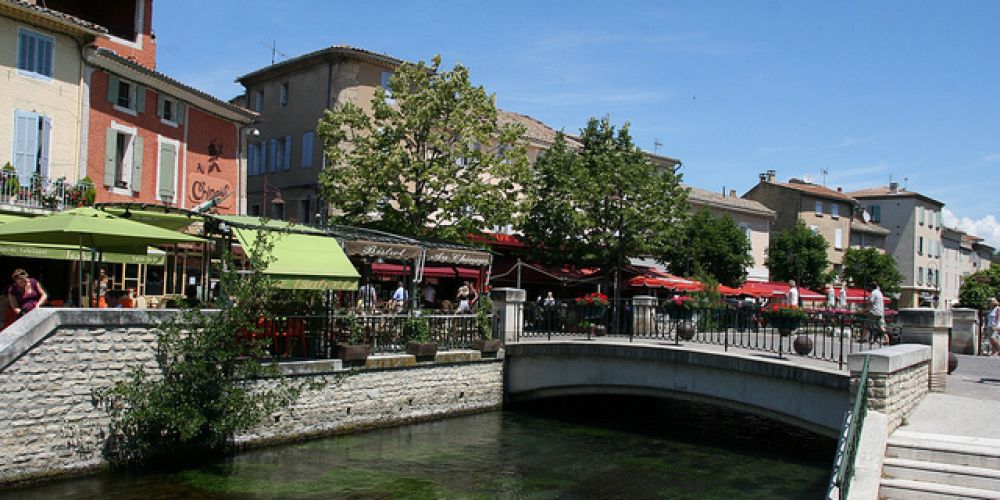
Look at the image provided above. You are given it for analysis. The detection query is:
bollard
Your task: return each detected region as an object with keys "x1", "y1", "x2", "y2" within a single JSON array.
[{"x1": 490, "y1": 288, "x2": 526, "y2": 344}]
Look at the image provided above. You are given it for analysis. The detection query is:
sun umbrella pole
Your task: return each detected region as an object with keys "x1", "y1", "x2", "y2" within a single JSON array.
[{"x1": 77, "y1": 235, "x2": 84, "y2": 308}]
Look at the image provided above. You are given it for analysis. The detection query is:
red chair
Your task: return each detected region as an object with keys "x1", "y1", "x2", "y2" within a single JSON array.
[{"x1": 274, "y1": 318, "x2": 307, "y2": 358}]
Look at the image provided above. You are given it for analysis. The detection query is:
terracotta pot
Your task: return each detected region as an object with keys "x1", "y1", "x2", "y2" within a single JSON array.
[
  {"x1": 793, "y1": 335, "x2": 813, "y2": 355},
  {"x1": 677, "y1": 321, "x2": 696, "y2": 340},
  {"x1": 406, "y1": 341, "x2": 438, "y2": 362}
]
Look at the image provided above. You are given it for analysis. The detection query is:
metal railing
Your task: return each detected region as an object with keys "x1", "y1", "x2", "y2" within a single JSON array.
[
  {"x1": 0, "y1": 173, "x2": 94, "y2": 210},
  {"x1": 521, "y1": 299, "x2": 896, "y2": 368},
  {"x1": 827, "y1": 355, "x2": 871, "y2": 499},
  {"x1": 240, "y1": 312, "x2": 491, "y2": 359}
]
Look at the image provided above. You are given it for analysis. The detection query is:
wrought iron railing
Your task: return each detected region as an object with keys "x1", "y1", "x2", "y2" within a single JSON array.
[
  {"x1": 0, "y1": 172, "x2": 94, "y2": 210},
  {"x1": 521, "y1": 299, "x2": 896, "y2": 368},
  {"x1": 827, "y1": 355, "x2": 871, "y2": 499}
]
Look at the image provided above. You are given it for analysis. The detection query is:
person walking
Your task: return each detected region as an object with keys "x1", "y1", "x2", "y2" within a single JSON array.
[
  {"x1": 93, "y1": 268, "x2": 110, "y2": 308},
  {"x1": 7, "y1": 269, "x2": 47, "y2": 318},
  {"x1": 786, "y1": 280, "x2": 800, "y2": 307},
  {"x1": 837, "y1": 282, "x2": 848, "y2": 309},
  {"x1": 456, "y1": 285, "x2": 472, "y2": 314},
  {"x1": 392, "y1": 281, "x2": 408, "y2": 312},
  {"x1": 826, "y1": 283, "x2": 836, "y2": 308},
  {"x1": 986, "y1": 298, "x2": 1000, "y2": 356},
  {"x1": 869, "y1": 283, "x2": 887, "y2": 343}
]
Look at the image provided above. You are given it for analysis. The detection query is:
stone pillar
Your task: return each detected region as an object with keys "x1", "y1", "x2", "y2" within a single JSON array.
[
  {"x1": 631, "y1": 295, "x2": 656, "y2": 336},
  {"x1": 897, "y1": 308, "x2": 951, "y2": 392},
  {"x1": 491, "y1": 288, "x2": 525, "y2": 344},
  {"x1": 848, "y1": 344, "x2": 931, "y2": 432},
  {"x1": 950, "y1": 308, "x2": 979, "y2": 355}
]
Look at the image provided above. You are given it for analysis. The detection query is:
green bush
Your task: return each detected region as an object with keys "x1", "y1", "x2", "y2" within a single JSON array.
[
  {"x1": 402, "y1": 315, "x2": 431, "y2": 343},
  {"x1": 476, "y1": 295, "x2": 493, "y2": 339}
]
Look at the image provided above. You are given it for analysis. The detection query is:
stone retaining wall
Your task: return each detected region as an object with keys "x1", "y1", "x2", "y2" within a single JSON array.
[
  {"x1": 848, "y1": 345, "x2": 931, "y2": 432},
  {"x1": 0, "y1": 309, "x2": 503, "y2": 486}
]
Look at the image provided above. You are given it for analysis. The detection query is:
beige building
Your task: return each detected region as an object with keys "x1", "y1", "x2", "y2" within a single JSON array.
[
  {"x1": 0, "y1": 1, "x2": 104, "y2": 188},
  {"x1": 849, "y1": 212, "x2": 888, "y2": 252},
  {"x1": 686, "y1": 186, "x2": 774, "y2": 282},
  {"x1": 742, "y1": 170, "x2": 856, "y2": 274},
  {"x1": 849, "y1": 182, "x2": 946, "y2": 308}
]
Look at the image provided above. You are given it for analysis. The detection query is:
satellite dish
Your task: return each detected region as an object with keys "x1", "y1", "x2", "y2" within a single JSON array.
[
  {"x1": 802, "y1": 175, "x2": 813, "y2": 184},
  {"x1": 862, "y1": 210, "x2": 871, "y2": 223}
]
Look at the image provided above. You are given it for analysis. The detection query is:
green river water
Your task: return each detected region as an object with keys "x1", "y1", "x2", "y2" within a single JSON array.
[{"x1": 6, "y1": 396, "x2": 835, "y2": 499}]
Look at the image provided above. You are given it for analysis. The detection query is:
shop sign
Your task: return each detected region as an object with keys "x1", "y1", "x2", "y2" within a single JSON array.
[
  {"x1": 425, "y1": 249, "x2": 491, "y2": 267},
  {"x1": 188, "y1": 140, "x2": 233, "y2": 209},
  {"x1": 343, "y1": 241, "x2": 421, "y2": 260}
]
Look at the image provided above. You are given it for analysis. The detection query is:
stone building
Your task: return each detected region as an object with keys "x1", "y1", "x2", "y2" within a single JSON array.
[
  {"x1": 686, "y1": 186, "x2": 774, "y2": 282},
  {"x1": 742, "y1": 170, "x2": 856, "y2": 275}
]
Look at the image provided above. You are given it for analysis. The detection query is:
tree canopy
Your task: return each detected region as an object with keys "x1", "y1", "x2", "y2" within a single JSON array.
[
  {"x1": 959, "y1": 265, "x2": 1000, "y2": 309},
  {"x1": 521, "y1": 117, "x2": 688, "y2": 272},
  {"x1": 316, "y1": 55, "x2": 530, "y2": 241},
  {"x1": 841, "y1": 247, "x2": 903, "y2": 295},
  {"x1": 665, "y1": 208, "x2": 752, "y2": 286},
  {"x1": 765, "y1": 221, "x2": 831, "y2": 289}
]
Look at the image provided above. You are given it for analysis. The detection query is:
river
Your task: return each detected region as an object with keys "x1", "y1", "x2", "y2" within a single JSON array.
[{"x1": 6, "y1": 396, "x2": 835, "y2": 499}]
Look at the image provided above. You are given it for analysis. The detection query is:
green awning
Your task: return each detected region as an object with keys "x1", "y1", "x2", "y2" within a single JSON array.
[
  {"x1": 215, "y1": 215, "x2": 325, "y2": 234},
  {"x1": 0, "y1": 242, "x2": 165, "y2": 265},
  {"x1": 233, "y1": 228, "x2": 359, "y2": 291},
  {"x1": 102, "y1": 208, "x2": 201, "y2": 231}
]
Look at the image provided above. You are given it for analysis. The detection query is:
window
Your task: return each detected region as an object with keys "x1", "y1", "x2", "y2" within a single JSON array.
[
  {"x1": 107, "y1": 75, "x2": 145, "y2": 114},
  {"x1": 282, "y1": 136, "x2": 291, "y2": 171},
  {"x1": 12, "y1": 111, "x2": 51, "y2": 182},
  {"x1": 815, "y1": 200, "x2": 823, "y2": 215},
  {"x1": 280, "y1": 82, "x2": 288, "y2": 107},
  {"x1": 917, "y1": 236, "x2": 924, "y2": 255},
  {"x1": 831, "y1": 203, "x2": 839, "y2": 218},
  {"x1": 918, "y1": 267, "x2": 924, "y2": 285},
  {"x1": 269, "y1": 138, "x2": 278, "y2": 173},
  {"x1": 301, "y1": 132, "x2": 314, "y2": 168},
  {"x1": 156, "y1": 137, "x2": 179, "y2": 201},
  {"x1": 834, "y1": 228, "x2": 843, "y2": 249},
  {"x1": 272, "y1": 136, "x2": 292, "y2": 171},
  {"x1": 255, "y1": 90, "x2": 264, "y2": 113},
  {"x1": 156, "y1": 94, "x2": 185, "y2": 125},
  {"x1": 919, "y1": 206, "x2": 925, "y2": 225},
  {"x1": 869, "y1": 204, "x2": 881, "y2": 223},
  {"x1": 103, "y1": 124, "x2": 143, "y2": 194},
  {"x1": 298, "y1": 199, "x2": 310, "y2": 223},
  {"x1": 380, "y1": 71, "x2": 394, "y2": 101},
  {"x1": 258, "y1": 141, "x2": 267, "y2": 175},
  {"x1": 17, "y1": 29, "x2": 54, "y2": 79}
]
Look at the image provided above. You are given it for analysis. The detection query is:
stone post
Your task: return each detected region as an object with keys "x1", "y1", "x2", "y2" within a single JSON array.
[
  {"x1": 848, "y1": 345, "x2": 931, "y2": 432},
  {"x1": 897, "y1": 308, "x2": 951, "y2": 392},
  {"x1": 631, "y1": 295, "x2": 656, "y2": 336},
  {"x1": 491, "y1": 288, "x2": 525, "y2": 344},
  {"x1": 950, "y1": 308, "x2": 979, "y2": 355}
]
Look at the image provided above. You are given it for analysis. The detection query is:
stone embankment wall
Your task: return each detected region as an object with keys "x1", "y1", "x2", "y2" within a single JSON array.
[
  {"x1": 849, "y1": 345, "x2": 931, "y2": 432},
  {"x1": 0, "y1": 309, "x2": 503, "y2": 486}
]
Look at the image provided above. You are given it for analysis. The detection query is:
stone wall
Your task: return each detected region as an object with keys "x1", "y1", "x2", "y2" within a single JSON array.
[
  {"x1": 848, "y1": 345, "x2": 931, "y2": 432},
  {"x1": 0, "y1": 309, "x2": 503, "y2": 486}
]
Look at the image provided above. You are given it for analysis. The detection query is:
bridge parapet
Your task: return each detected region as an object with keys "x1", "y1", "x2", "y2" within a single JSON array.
[{"x1": 848, "y1": 345, "x2": 931, "y2": 432}]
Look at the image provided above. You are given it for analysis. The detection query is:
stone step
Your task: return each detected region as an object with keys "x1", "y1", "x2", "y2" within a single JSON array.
[
  {"x1": 880, "y1": 478, "x2": 1000, "y2": 499},
  {"x1": 883, "y1": 457, "x2": 1000, "y2": 491},
  {"x1": 887, "y1": 430, "x2": 1000, "y2": 470}
]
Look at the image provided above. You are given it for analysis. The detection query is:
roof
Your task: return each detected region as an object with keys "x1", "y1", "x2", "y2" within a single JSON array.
[
  {"x1": 0, "y1": 0, "x2": 107, "y2": 37},
  {"x1": 497, "y1": 110, "x2": 567, "y2": 146},
  {"x1": 772, "y1": 180, "x2": 857, "y2": 203},
  {"x1": 847, "y1": 186, "x2": 944, "y2": 207},
  {"x1": 686, "y1": 185, "x2": 776, "y2": 218},
  {"x1": 237, "y1": 44, "x2": 404, "y2": 84},
  {"x1": 851, "y1": 218, "x2": 890, "y2": 235},
  {"x1": 85, "y1": 48, "x2": 256, "y2": 125}
]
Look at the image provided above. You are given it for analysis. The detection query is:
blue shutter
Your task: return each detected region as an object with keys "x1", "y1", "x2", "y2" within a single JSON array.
[
  {"x1": 176, "y1": 102, "x2": 186, "y2": 125},
  {"x1": 259, "y1": 141, "x2": 267, "y2": 175},
  {"x1": 107, "y1": 74, "x2": 119, "y2": 104},
  {"x1": 247, "y1": 143, "x2": 257, "y2": 176},
  {"x1": 13, "y1": 111, "x2": 39, "y2": 182},
  {"x1": 269, "y1": 139, "x2": 277, "y2": 173},
  {"x1": 135, "y1": 85, "x2": 146, "y2": 114},
  {"x1": 39, "y1": 37, "x2": 52, "y2": 77},
  {"x1": 301, "y1": 132, "x2": 314, "y2": 167},
  {"x1": 38, "y1": 117, "x2": 51, "y2": 177},
  {"x1": 282, "y1": 136, "x2": 291, "y2": 171},
  {"x1": 104, "y1": 128, "x2": 117, "y2": 187},
  {"x1": 18, "y1": 32, "x2": 29, "y2": 70}
]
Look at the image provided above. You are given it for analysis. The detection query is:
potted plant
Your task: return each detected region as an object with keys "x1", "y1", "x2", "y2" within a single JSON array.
[
  {"x1": 575, "y1": 292, "x2": 609, "y2": 324},
  {"x1": 763, "y1": 304, "x2": 807, "y2": 336},
  {"x1": 471, "y1": 296, "x2": 502, "y2": 356},
  {"x1": 2, "y1": 163, "x2": 19, "y2": 203},
  {"x1": 335, "y1": 313, "x2": 369, "y2": 366},
  {"x1": 403, "y1": 314, "x2": 437, "y2": 361}
]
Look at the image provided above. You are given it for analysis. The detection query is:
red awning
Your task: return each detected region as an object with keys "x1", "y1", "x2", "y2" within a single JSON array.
[
  {"x1": 737, "y1": 281, "x2": 823, "y2": 301},
  {"x1": 844, "y1": 287, "x2": 890, "y2": 304},
  {"x1": 371, "y1": 263, "x2": 480, "y2": 279}
]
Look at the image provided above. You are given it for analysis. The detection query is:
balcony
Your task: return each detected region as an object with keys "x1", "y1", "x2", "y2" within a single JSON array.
[{"x1": 0, "y1": 172, "x2": 95, "y2": 212}]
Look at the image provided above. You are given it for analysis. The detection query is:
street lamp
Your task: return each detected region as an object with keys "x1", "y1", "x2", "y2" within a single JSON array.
[{"x1": 261, "y1": 177, "x2": 284, "y2": 219}]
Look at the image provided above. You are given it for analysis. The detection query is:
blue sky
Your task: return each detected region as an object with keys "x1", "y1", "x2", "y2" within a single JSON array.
[{"x1": 155, "y1": 0, "x2": 1000, "y2": 247}]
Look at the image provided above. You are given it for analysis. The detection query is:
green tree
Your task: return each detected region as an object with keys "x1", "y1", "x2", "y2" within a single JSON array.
[
  {"x1": 666, "y1": 208, "x2": 752, "y2": 286},
  {"x1": 97, "y1": 232, "x2": 299, "y2": 467},
  {"x1": 841, "y1": 247, "x2": 903, "y2": 295},
  {"x1": 521, "y1": 117, "x2": 688, "y2": 272},
  {"x1": 317, "y1": 55, "x2": 530, "y2": 242},
  {"x1": 959, "y1": 265, "x2": 1000, "y2": 309},
  {"x1": 765, "y1": 221, "x2": 831, "y2": 290}
]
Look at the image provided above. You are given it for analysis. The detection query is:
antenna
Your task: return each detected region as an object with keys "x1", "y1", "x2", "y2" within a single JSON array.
[
  {"x1": 653, "y1": 138, "x2": 663, "y2": 153},
  {"x1": 821, "y1": 168, "x2": 828, "y2": 187},
  {"x1": 260, "y1": 40, "x2": 287, "y2": 65}
]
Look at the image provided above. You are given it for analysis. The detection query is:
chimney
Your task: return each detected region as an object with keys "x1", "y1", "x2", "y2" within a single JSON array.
[
  {"x1": 837, "y1": 187, "x2": 843, "y2": 192},
  {"x1": 729, "y1": 189, "x2": 737, "y2": 198},
  {"x1": 889, "y1": 182, "x2": 899, "y2": 193},
  {"x1": 766, "y1": 170, "x2": 777, "y2": 182}
]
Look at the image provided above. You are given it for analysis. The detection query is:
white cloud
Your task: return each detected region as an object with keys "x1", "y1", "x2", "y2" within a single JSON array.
[
  {"x1": 982, "y1": 153, "x2": 1000, "y2": 163},
  {"x1": 943, "y1": 208, "x2": 1000, "y2": 250}
]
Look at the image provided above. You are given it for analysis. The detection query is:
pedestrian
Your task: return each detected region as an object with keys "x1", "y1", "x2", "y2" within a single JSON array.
[
  {"x1": 358, "y1": 281, "x2": 377, "y2": 311},
  {"x1": 869, "y1": 283, "x2": 887, "y2": 343},
  {"x1": 422, "y1": 282, "x2": 437, "y2": 308},
  {"x1": 466, "y1": 281, "x2": 479, "y2": 308},
  {"x1": 543, "y1": 291, "x2": 556, "y2": 308},
  {"x1": 786, "y1": 280, "x2": 800, "y2": 307},
  {"x1": 987, "y1": 298, "x2": 1000, "y2": 356},
  {"x1": 7, "y1": 269, "x2": 47, "y2": 317},
  {"x1": 826, "y1": 283, "x2": 836, "y2": 308},
  {"x1": 837, "y1": 282, "x2": 848, "y2": 309},
  {"x1": 456, "y1": 285, "x2": 472, "y2": 314},
  {"x1": 93, "y1": 268, "x2": 110, "y2": 308},
  {"x1": 392, "y1": 281, "x2": 408, "y2": 312}
]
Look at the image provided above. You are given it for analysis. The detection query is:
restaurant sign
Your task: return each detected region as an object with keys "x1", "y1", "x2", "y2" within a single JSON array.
[
  {"x1": 343, "y1": 241, "x2": 422, "y2": 260},
  {"x1": 425, "y1": 249, "x2": 491, "y2": 267}
]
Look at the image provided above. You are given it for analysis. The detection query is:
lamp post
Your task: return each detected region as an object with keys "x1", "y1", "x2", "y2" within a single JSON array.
[
  {"x1": 261, "y1": 177, "x2": 284, "y2": 219},
  {"x1": 610, "y1": 190, "x2": 625, "y2": 335}
]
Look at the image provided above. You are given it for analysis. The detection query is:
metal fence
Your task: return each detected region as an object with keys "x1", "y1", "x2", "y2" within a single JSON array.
[
  {"x1": 0, "y1": 173, "x2": 94, "y2": 210},
  {"x1": 522, "y1": 299, "x2": 896, "y2": 369}
]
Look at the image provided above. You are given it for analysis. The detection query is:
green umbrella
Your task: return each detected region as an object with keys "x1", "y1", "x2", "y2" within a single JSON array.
[{"x1": 0, "y1": 208, "x2": 205, "y2": 306}]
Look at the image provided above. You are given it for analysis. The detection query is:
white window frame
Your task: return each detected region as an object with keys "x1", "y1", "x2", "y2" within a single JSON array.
[
  {"x1": 831, "y1": 203, "x2": 839, "y2": 219},
  {"x1": 155, "y1": 136, "x2": 180, "y2": 203},
  {"x1": 159, "y1": 96, "x2": 179, "y2": 127},
  {"x1": 114, "y1": 79, "x2": 140, "y2": 116},
  {"x1": 16, "y1": 28, "x2": 54, "y2": 81},
  {"x1": 834, "y1": 228, "x2": 843, "y2": 249},
  {"x1": 280, "y1": 82, "x2": 289, "y2": 107},
  {"x1": 254, "y1": 90, "x2": 264, "y2": 113},
  {"x1": 814, "y1": 200, "x2": 823, "y2": 215},
  {"x1": 109, "y1": 121, "x2": 138, "y2": 196}
]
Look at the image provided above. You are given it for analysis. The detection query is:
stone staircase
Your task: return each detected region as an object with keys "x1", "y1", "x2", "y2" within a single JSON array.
[{"x1": 880, "y1": 430, "x2": 1000, "y2": 499}]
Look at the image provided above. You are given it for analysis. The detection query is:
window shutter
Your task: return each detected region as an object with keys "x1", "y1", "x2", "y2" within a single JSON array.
[
  {"x1": 247, "y1": 144, "x2": 257, "y2": 176},
  {"x1": 131, "y1": 135, "x2": 143, "y2": 193},
  {"x1": 40, "y1": 37, "x2": 52, "y2": 76},
  {"x1": 301, "y1": 132, "x2": 313, "y2": 167},
  {"x1": 38, "y1": 117, "x2": 51, "y2": 177},
  {"x1": 18, "y1": 32, "x2": 29, "y2": 69},
  {"x1": 176, "y1": 102, "x2": 186, "y2": 125},
  {"x1": 259, "y1": 141, "x2": 267, "y2": 174},
  {"x1": 269, "y1": 139, "x2": 277, "y2": 173},
  {"x1": 13, "y1": 112, "x2": 38, "y2": 182},
  {"x1": 282, "y1": 136, "x2": 291, "y2": 171},
  {"x1": 103, "y1": 128, "x2": 117, "y2": 187},
  {"x1": 107, "y1": 74, "x2": 119, "y2": 104},
  {"x1": 135, "y1": 86, "x2": 146, "y2": 114},
  {"x1": 156, "y1": 94, "x2": 165, "y2": 118},
  {"x1": 158, "y1": 143, "x2": 177, "y2": 198}
]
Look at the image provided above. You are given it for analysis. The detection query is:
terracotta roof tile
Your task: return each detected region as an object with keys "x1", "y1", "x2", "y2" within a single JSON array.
[
  {"x1": 686, "y1": 186, "x2": 776, "y2": 217},
  {"x1": 847, "y1": 186, "x2": 944, "y2": 206},
  {"x1": 1, "y1": 0, "x2": 108, "y2": 34},
  {"x1": 775, "y1": 181, "x2": 857, "y2": 202}
]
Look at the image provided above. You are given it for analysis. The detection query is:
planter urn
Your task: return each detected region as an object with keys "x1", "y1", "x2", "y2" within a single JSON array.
[
  {"x1": 793, "y1": 335, "x2": 814, "y2": 355},
  {"x1": 676, "y1": 320, "x2": 696, "y2": 340}
]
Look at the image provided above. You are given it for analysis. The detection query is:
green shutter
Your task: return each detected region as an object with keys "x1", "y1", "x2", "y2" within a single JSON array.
[
  {"x1": 156, "y1": 94, "x2": 165, "y2": 118},
  {"x1": 107, "y1": 74, "x2": 119, "y2": 104},
  {"x1": 158, "y1": 143, "x2": 177, "y2": 198},
  {"x1": 104, "y1": 128, "x2": 117, "y2": 187},
  {"x1": 131, "y1": 135, "x2": 143, "y2": 193},
  {"x1": 135, "y1": 85, "x2": 146, "y2": 114},
  {"x1": 176, "y1": 102, "x2": 186, "y2": 125}
]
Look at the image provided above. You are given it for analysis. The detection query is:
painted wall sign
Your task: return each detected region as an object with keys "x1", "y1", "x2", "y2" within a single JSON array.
[
  {"x1": 343, "y1": 241, "x2": 422, "y2": 260},
  {"x1": 425, "y1": 249, "x2": 491, "y2": 267},
  {"x1": 188, "y1": 140, "x2": 232, "y2": 209}
]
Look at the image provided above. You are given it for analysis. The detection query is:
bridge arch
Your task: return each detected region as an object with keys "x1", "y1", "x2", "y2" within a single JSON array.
[{"x1": 504, "y1": 342, "x2": 850, "y2": 437}]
